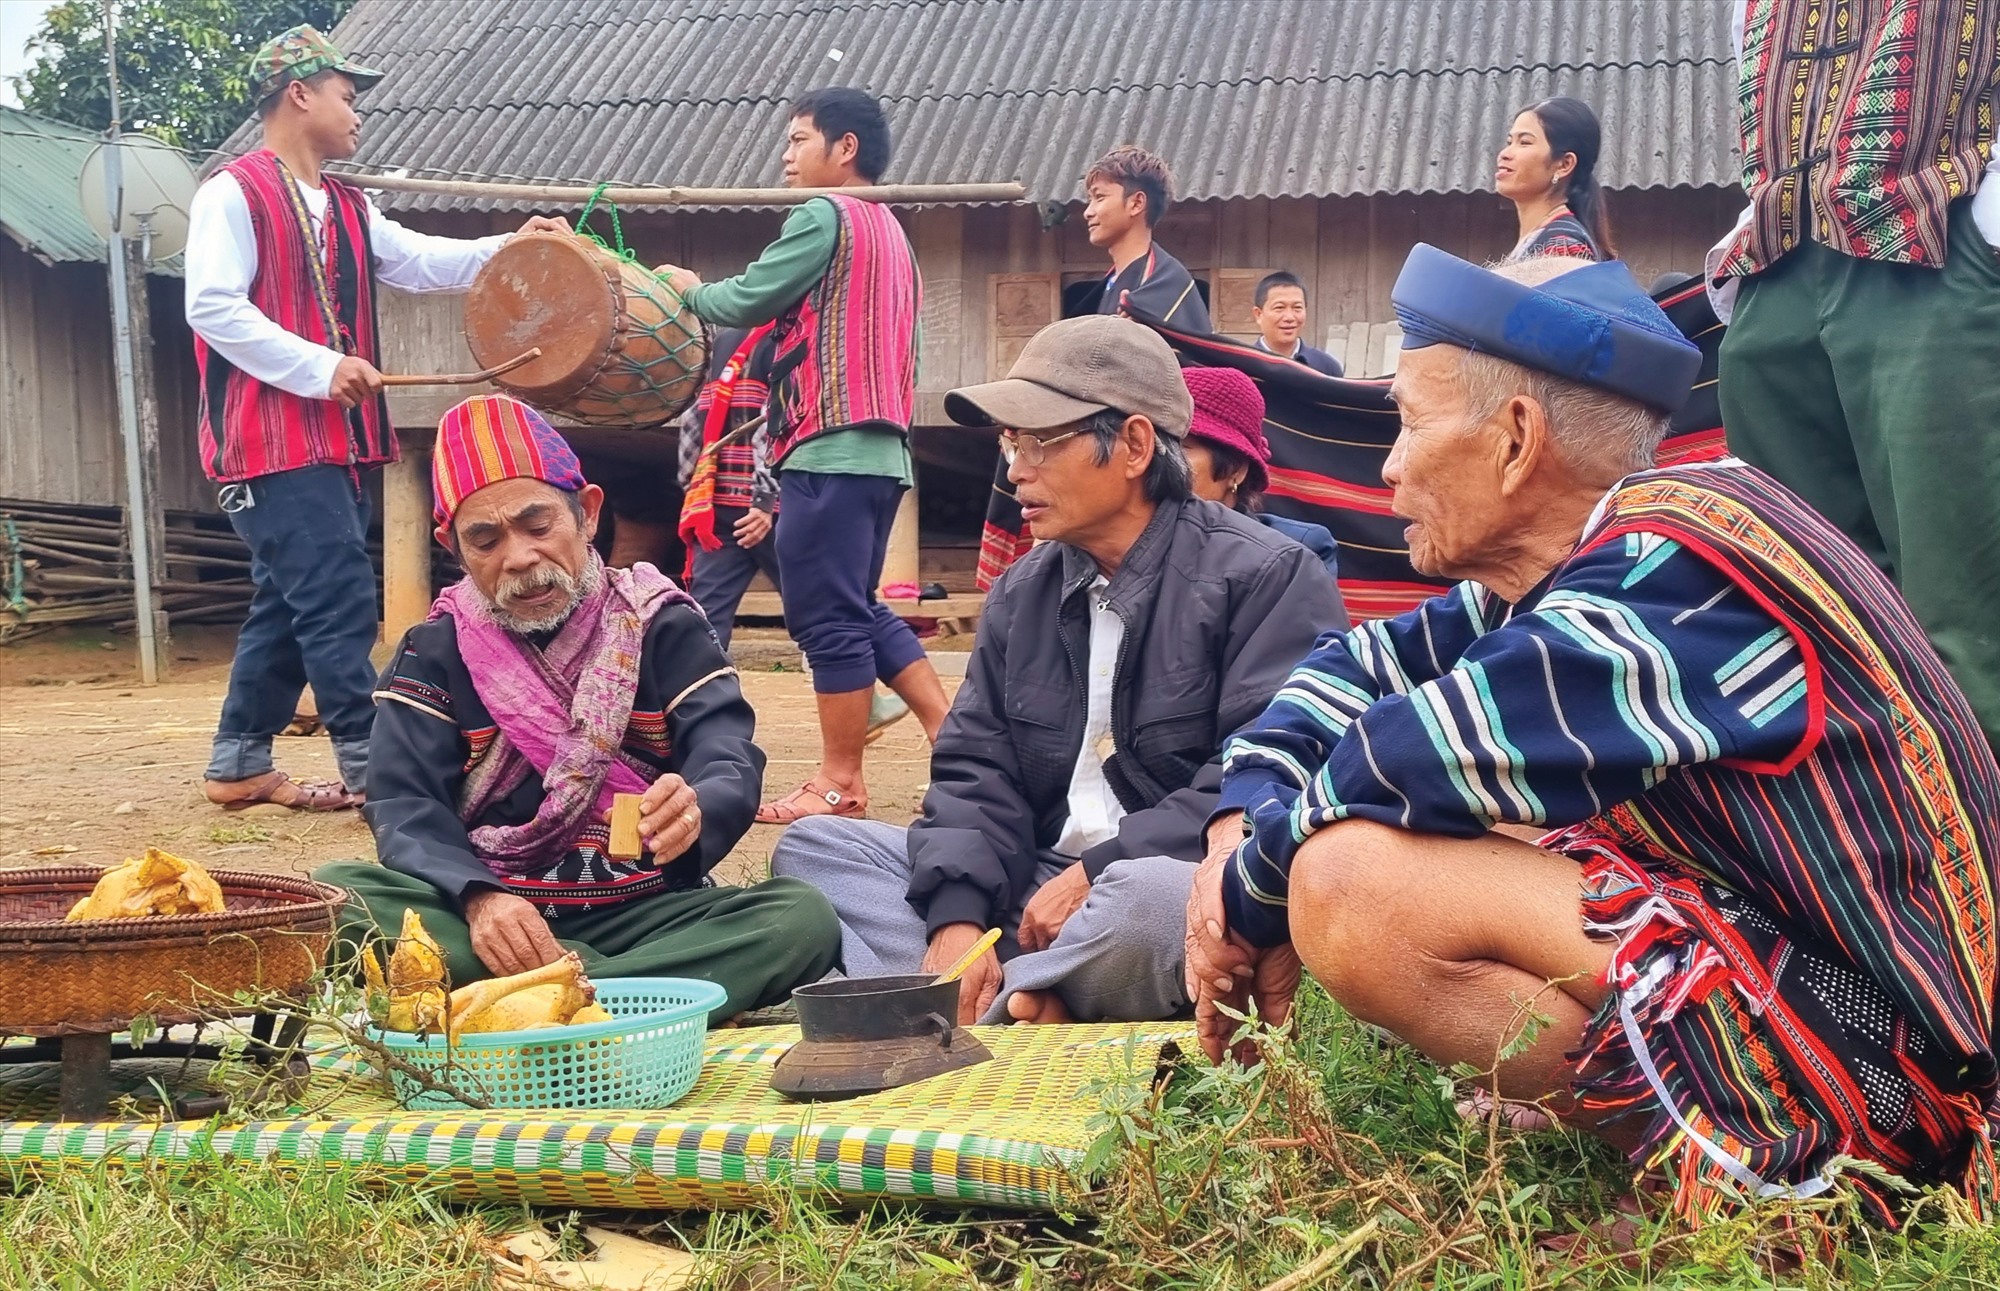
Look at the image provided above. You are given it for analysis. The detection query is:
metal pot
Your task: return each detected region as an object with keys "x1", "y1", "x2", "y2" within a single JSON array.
[{"x1": 769, "y1": 974, "x2": 993, "y2": 1101}]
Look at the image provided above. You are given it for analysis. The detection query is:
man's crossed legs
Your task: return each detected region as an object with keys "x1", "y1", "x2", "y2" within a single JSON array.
[{"x1": 772, "y1": 816, "x2": 1193, "y2": 1025}]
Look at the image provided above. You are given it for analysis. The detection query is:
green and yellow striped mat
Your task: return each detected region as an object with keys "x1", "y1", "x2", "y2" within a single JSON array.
[{"x1": 0, "y1": 1024, "x2": 1189, "y2": 1210}]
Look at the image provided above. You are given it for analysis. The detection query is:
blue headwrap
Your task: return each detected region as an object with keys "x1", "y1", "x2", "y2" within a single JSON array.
[{"x1": 1391, "y1": 243, "x2": 1701, "y2": 413}]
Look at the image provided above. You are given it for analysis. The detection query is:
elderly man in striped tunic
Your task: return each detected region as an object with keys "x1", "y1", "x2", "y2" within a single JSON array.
[{"x1": 1185, "y1": 246, "x2": 2000, "y2": 1221}]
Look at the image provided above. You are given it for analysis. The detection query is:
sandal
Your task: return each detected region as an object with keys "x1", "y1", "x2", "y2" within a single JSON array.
[
  {"x1": 755, "y1": 781, "x2": 866, "y2": 825},
  {"x1": 204, "y1": 770, "x2": 363, "y2": 813}
]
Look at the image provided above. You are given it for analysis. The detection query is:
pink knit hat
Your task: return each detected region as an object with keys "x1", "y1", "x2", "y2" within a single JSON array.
[
  {"x1": 1182, "y1": 366, "x2": 1271, "y2": 493},
  {"x1": 431, "y1": 395, "x2": 586, "y2": 529}
]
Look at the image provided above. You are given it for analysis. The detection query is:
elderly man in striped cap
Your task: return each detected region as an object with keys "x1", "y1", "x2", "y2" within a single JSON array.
[
  {"x1": 1188, "y1": 247, "x2": 2000, "y2": 1222},
  {"x1": 315, "y1": 396, "x2": 838, "y2": 1020}
]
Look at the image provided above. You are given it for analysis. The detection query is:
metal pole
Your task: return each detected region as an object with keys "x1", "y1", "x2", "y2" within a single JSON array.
[{"x1": 102, "y1": 0, "x2": 160, "y2": 683}]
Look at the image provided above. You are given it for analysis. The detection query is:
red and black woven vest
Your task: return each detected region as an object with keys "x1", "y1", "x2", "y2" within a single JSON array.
[
  {"x1": 1559, "y1": 462, "x2": 2000, "y2": 1138},
  {"x1": 194, "y1": 149, "x2": 390, "y2": 483},
  {"x1": 765, "y1": 193, "x2": 920, "y2": 466}
]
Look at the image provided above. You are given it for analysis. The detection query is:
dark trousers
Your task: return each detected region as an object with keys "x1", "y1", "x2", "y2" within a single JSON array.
[
  {"x1": 687, "y1": 504, "x2": 783, "y2": 653},
  {"x1": 774, "y1": 470, "x2": 927, "y2": 694},
  {"x1": 207, "y1": 464, "x2": 379, "y2": 789},
  {"x1": 316, "y1": 861, "x2": 842, "y2": 1021},
  {"x1": 1721, "y1": 201, "x2": 2000, "y2": 750}
]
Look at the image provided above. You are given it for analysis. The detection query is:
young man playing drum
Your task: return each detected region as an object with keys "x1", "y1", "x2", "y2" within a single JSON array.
[
  {"x1": 658, "y1": 87, "x2": 950, "y2": 823},
  {"x1": 185, "y1": 25, "x2": 567, "y2": 812}
]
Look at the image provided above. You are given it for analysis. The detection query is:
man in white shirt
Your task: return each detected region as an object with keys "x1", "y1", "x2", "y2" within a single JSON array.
[
  {"x1": 770, "y1": 316, "x2": 1344, "y2": 1025},
  {"x1": 186, "y1": 25, "x2": 564, "y2": 812}
]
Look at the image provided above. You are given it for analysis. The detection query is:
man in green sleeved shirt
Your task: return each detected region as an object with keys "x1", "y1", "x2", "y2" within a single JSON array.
[{"x1": 658, "y1": 87, "x2": 949, "y2": 824}]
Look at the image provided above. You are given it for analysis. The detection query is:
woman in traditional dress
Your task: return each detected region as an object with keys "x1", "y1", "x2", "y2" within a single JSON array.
[{"x1": 1495, "y1": 96, "x2": 1613, "y2": 261}]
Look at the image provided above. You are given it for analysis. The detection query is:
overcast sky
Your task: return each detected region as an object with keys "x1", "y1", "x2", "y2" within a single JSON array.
[{"x1": 1, "y1": 0, "x2": 62, "y2": 109}]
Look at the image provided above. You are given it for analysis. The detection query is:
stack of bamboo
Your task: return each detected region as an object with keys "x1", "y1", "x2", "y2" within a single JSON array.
[{"x1": 0, "y1": 500, "x2": 254, "y2": 643}]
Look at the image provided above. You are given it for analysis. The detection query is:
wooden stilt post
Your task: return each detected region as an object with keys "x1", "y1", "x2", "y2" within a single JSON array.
[
  {"x1": 880, "y1": 481, "x2": 920, "y2": 597},
  {"x1": 381, "y1": 448, "x2": 433, "y2": 645}
]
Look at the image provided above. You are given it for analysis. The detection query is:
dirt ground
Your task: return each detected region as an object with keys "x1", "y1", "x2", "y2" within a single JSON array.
[{"x1": 0, "y1": 625, "x2": 956, "y2": 887}]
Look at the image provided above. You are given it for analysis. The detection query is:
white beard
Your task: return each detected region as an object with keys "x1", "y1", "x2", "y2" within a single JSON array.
[{"x1": 482, "y1": 550, "x2": 604, "y2": 635}]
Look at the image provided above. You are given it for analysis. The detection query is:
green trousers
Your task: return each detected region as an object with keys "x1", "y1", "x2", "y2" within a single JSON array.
[
  {"x1": 315, "y1": 862, "x2": 840, "y2": 1020},
  {"x1": 1720, "y1": 201, "x2": 2000, "y2": 751}
]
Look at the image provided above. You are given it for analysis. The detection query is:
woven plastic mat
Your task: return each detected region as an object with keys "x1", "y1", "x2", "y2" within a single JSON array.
[{"x1": 0, "y1": 1023, "x2": 1190, "y2": 1211}]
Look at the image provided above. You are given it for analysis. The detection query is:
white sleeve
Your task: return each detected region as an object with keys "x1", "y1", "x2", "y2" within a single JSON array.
[
  {"x1": 367, "y1": 197, "x2": 510, "y2": 293},
  {"x1": 1971, "y1": 154, "x2": 2000, "y2": 251},
  {"x1": 1703, "y1": 204, "x2": 1755, "y2": 323},
  {"x1": 182, "y1": 174, "x2": 342, "y2": 401}
]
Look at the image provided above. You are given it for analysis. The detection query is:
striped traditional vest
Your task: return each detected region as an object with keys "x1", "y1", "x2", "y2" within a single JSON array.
[
  {"x1": 691, "y1": 332, "x2": 773, "y2": 510},
  {"x1": 193, "y1": 150, "x2": 390, "y2": 483},
  {"x1": 1555, "y1": 461, "x2": 2000, "y2": 1133},
  {"x1": 765, "y1": 193, "x2": 919, "y2": 465},
  {"x1": 1714, "y1": 0, "x2": 2000, "y2": 274}
]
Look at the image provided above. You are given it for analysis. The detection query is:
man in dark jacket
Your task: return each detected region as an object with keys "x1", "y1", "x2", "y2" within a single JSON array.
[{"x1": 771, "y1": 316, "x2": 1346, "y2": 1025}]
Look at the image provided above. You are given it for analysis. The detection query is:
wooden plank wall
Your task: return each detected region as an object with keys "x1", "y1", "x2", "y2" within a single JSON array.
[
  {"x1": 374, "y1": 183, "x2": 1746, "y2": 418},
  {"x1": 0, "y1": 240, "x2": 209, "y2": 512},
  {"x1": 1, "y1": 184, "x2": 1748, "y2": 514}
]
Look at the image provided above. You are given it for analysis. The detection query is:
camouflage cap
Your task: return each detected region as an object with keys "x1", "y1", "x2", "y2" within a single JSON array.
[{"x1": 249, "y1": 25, "x2": 382, "y2": 103}]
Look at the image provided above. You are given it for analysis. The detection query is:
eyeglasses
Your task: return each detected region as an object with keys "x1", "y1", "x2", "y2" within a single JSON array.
[{"x1": 998, "y1": 427, "x2": 1087, "y2": 467}]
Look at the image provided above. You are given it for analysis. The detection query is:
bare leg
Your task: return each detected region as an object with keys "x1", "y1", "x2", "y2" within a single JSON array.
[
  {"x1": 814, "y1": 688, "x2": 875, "y2": 795},
  {"x1": 884, "y1": 657, "x2": 950, "y2": 744},
  {"x1": 1289, "y1": 819, "x2": 1613, "y2": 1117},
  {"x1": 757, "y1": 688, "x2": 875, "y2": 822}
]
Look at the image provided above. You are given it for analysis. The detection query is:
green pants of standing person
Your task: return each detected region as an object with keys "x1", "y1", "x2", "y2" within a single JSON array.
[
  {"x1": 315, "y1": 862, "x2": 841, "y2": 1020},
  {"x1": 1720, "y1": 200, "x2": 2000, "y2": 751}
]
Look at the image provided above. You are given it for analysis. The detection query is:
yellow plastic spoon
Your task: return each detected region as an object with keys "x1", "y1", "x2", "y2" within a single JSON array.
[{"x1": 934, "y1": 926, "x2": 1003, "y2": 985}]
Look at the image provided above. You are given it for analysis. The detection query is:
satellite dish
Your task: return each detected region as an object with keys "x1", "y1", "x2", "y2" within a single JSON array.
[{"x1": 80, "y1": 134, "x2": 199, "y2": 261}]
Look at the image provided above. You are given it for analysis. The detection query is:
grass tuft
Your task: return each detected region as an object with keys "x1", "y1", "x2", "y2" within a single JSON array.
[{"x1": 5, "y1": 982, "x2": 1997, "y2": 1288}]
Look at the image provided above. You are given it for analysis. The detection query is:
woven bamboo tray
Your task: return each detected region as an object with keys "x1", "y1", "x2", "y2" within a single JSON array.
[{"x1": 0, "y1": 868, "x2": 345, "y2": 1036}]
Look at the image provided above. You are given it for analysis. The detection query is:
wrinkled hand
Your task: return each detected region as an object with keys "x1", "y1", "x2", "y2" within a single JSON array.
[
  {"x1": 637, "y1": 772, "x2": 701, "y2": 863},
  {"x1": 465, "y1": 888, "x2": 565, "y2": 977},
  {"x1": 1017, "y1": 861, "x2": 1090, "y2": 952},
  {"x1": 733, "y1": 507, "x2": 774, "y2": 549},
  {"x1": 922, "y1": 922, "x2": 1001, "y2": 1025},
  {"x1": 328, "y1": 355, "x2": 383, "y2": 408},
  {"x1": 1184, "y1": 812, "x2": 1302, "y2": 1064},
  {"x1": 515, "y1": 214, "x2": 572, "y2": 235},
  {"x1": 653, "y1": 263, "x2": 702, "y2": 298}
]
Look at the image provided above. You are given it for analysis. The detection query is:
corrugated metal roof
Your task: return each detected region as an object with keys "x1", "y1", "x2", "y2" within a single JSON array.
[
  {"x1": 0, "y1": 107, "x2": 117, "y2": 263},
  {"x1": 224, "y1": 0, "x2": 1741, "y2": 211},
  {"x1": 0, "y1": 106, "x2": 185, "y2": 273}
]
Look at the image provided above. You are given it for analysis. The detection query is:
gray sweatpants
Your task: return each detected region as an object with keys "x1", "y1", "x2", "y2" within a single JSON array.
[{"x1": 770, "y1": 816, "x2": 1193, "y2": 1024}]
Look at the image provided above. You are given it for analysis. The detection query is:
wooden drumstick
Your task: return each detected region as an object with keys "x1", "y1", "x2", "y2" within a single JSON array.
[
  {"x1": 380, "y1": 347, "x2": 543, "y2": 387},
  {"x1": 694, "y1": 412, "x2": 768, "y2": 463}
]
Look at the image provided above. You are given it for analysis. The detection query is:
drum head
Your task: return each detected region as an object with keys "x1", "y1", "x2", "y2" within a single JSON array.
[{"x1": 464, "y1": 233, "x2": 616, "y2": 400}]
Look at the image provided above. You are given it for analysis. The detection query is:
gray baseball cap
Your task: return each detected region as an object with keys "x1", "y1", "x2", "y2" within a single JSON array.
[{"x1": 944, "y1": 315, "x2": 1193, "y2": 439}]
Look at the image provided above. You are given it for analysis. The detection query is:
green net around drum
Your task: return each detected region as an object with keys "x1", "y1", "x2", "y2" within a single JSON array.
[{"x1": 465, "y1": 232, "x2": 709, "y2": 429}]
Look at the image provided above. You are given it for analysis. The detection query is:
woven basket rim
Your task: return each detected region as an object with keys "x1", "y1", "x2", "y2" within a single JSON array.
[{"x1": 0, "y1": 866, "x2": 347, "y2": 945}]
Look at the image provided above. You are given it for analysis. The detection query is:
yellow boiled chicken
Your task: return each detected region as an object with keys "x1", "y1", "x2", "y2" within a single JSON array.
[
  {"x1": 65, "y1": 848, "x2": 226, "y2": 920},
  {"x1": 365, "y1": 911, "x2": 612, "y2": 1038},
  {"x1": 377, "y1": 907, "x2": 449, "y2": 1034},
  {"x1": 446, "y1": 952, "x2": 607, "y2": 1040}
]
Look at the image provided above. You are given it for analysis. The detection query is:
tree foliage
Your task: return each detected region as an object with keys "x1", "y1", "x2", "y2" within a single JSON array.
[{"x1": 12, "y1": 0, "x2": 357, "y2": 154}]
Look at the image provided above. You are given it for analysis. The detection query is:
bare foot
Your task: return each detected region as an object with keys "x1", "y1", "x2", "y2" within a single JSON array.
[{"x1": 1006, "y1": 989, "x2": 1072, "y2": 1024}]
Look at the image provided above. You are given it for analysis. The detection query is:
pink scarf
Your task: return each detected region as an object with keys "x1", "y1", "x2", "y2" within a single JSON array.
[{"x1": 432, "y1": 557, "x2": 695, "y2": 873}]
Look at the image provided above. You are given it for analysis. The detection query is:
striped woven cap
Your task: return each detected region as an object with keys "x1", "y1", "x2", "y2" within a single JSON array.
[{"x1": 432, "y1": 396, "x2": 586, "y2": 526}]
